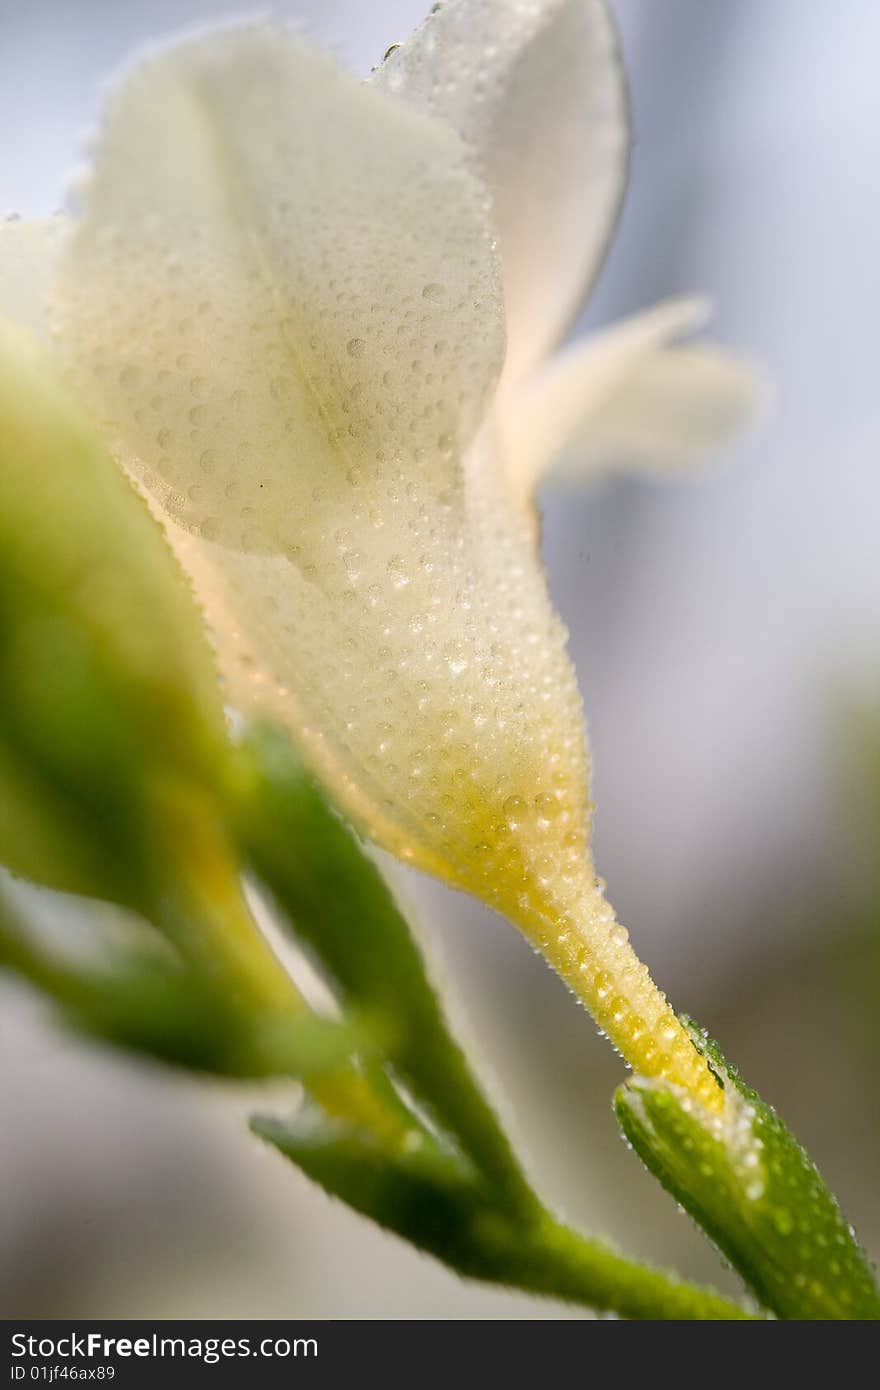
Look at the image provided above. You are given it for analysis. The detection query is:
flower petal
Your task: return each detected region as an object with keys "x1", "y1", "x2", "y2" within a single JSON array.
[
  {"x1": 52, "y1": 25, "x2": 595, "y2": 911},
  {"x1": 54, "y1": 26, "x2": 504, "y2": 553},
  {"x1": 374, "y1": 0, "x2": 629, "y2": 388},
  {"x1": 549, "y1": 342, "x2": 759, "y2": 476},
  {"x1": 500, "y1": 298, "x2": 758, "y2": 511}
]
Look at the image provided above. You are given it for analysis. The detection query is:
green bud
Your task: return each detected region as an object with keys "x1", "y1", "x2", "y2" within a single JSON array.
[{"x1": 615, "y1": 1021, "x2": 880, "y2": 1319}]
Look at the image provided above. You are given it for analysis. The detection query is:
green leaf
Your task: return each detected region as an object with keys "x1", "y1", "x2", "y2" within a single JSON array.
[
  {"x1": 0, "y1": 319, "x2": 229, "y2": 910},
  {"x1": 0, "y1": 741, "x2": 124, "y2": 904},
  {"x1": 615, "y1": 1020, "x2": 880, "y2": 1319},
  {"x1": 254, "y1": 1106, "x2": 756, "y2": 1319},
  {"x1": 253, "y1": 1108, "x2": 501, "y2": 1273},
  {"x1": 233, "y1": 722, "x2": 536, "y2": 1212},
  {"x1": 0, "y1": 886, "x2": 366, "y2": 1079}
]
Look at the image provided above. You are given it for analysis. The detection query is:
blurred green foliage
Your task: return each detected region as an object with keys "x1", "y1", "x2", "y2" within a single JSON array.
[{"x1": 0, "y1": 321, "x2": 228, "y2": 913}]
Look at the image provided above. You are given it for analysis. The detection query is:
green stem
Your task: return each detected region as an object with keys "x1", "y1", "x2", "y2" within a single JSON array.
[
  {"x1": 175, "y1": 850, "x2": 746, "y2": 1317},
  {"x1": 490, "y1": 1212, "x2": 759, "y2": 1320}
]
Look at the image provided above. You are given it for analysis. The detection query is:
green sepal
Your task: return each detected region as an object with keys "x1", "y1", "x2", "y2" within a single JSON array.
[
  {"x1": 232, "y1": 722, "x2": 536, "y2": 1213},
  {"x1": 0, "y1": 892, "x2": 368, "y2": 1080},
  {"x1": 252, "y1": 1107, "x2": 510, "y2": 1279},
  {"x1": 615, "y1": 1020, "x2": 880, "y2": 1319}
]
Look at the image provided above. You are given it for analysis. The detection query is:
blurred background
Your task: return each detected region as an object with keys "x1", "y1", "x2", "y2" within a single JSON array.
[{"x1": 1, "y1": 0, "x2": 877, "y2": 1317}]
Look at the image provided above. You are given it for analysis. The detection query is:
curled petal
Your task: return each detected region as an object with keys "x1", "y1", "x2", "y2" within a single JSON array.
[
  {"x1": 375, "y1": 0, "x2": 629, "y2": 389},
  {"x1": 501, "y1": 298, "x2": 758, "y2": 513}
]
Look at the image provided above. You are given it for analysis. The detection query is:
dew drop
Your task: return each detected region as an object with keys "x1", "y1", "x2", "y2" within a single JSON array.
[
  {"x1": 386, "y1": 554, "x2": 409, "y2": 588},
  {"x1": 773, "y1": 1209, "x2": 794, "y2": 1237},
  {"x1": 503, "y1": 795, "x2": 528, "y2": 828},
  {"x1": 595, "y1": 970, "x2": 613, "y2": 1001},
  {"x1": 534, "y1": 792, "x2": 560, "y2": 823}
]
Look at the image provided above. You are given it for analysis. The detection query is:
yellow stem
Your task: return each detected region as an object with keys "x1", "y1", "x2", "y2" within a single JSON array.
[
  {"x1": 157, "y1": 781, "x2": 415, "y2": 1144},
  {"x1": 516, "y1": 888, "x2": 722, "y2": 1112}
]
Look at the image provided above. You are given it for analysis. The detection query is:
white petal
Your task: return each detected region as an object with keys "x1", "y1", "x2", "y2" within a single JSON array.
[
  {"x1": 500, "y1": 298, "x2": 757, "y2": 508},
  {"x1": 54, "y1": 26, "x2": 504, "y2": 547},
  {"x1": 53, "y1": 25, "x2": 596, "y2": 911},
  {"x1": 374, "y1": 0, "x2": 629, "y2": 389},
  {"x1": 0, "y1": 217, "x2": 67, "y2": 341},
  {"x1": 549, "y1": 342, "x2": 759, "y2": 478}
]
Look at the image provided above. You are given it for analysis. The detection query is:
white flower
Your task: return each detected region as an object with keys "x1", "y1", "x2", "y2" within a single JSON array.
[{"x1": 0, "y1": 1, "x2": 753, "y2": 1105}]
